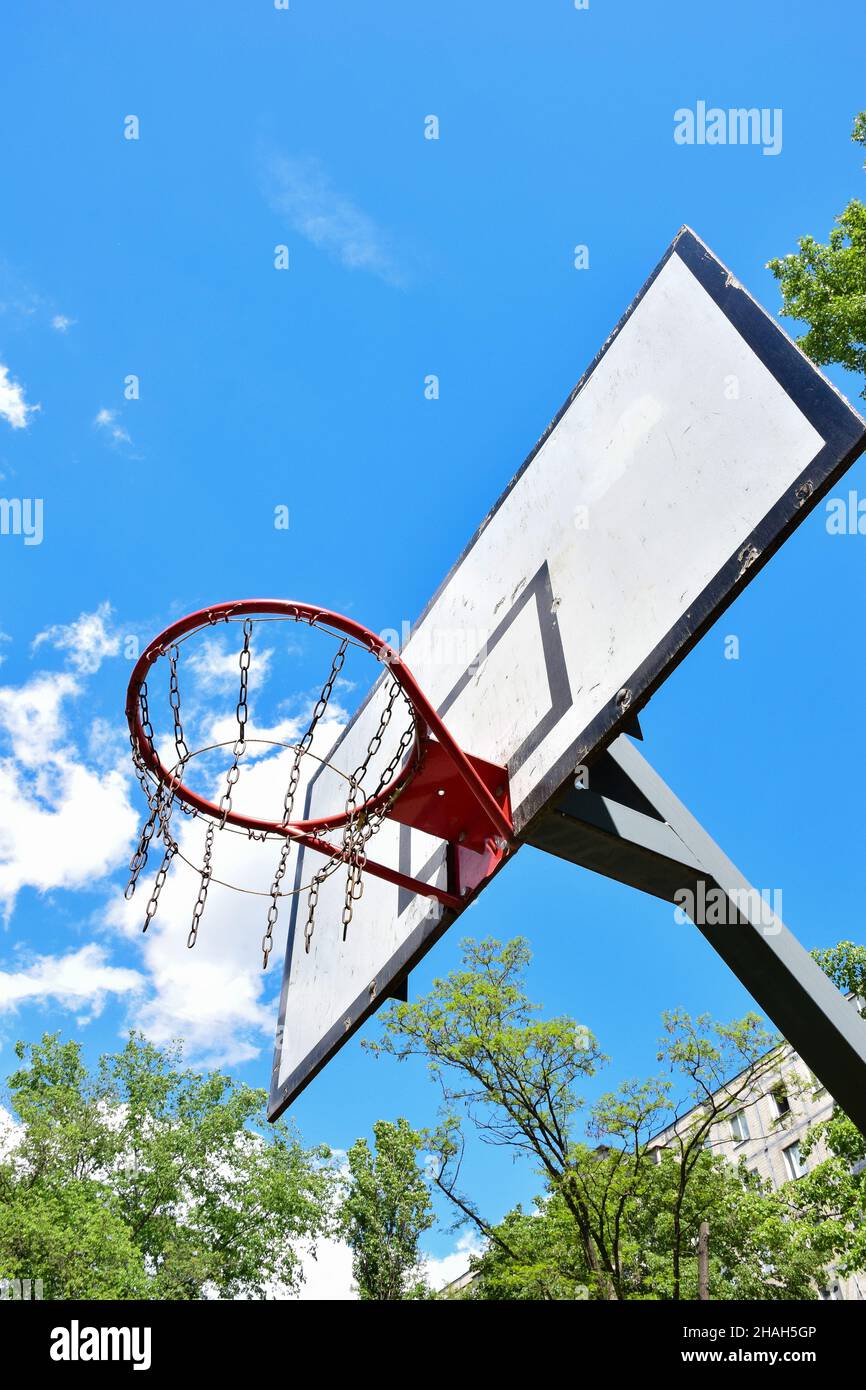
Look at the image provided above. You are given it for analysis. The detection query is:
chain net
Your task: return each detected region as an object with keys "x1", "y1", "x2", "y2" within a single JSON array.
[{"x1": 126, "y1": 614, "x2": 417, "y2": 969}]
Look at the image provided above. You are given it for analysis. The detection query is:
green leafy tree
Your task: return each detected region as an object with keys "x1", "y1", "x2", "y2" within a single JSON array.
[
  {"x1": 339, "y1": 1117, "x2": 434, "y2": 1300},
  {"x1": 768, "y1": 112, "x2": 866, "y2": 395},
  {"x1": 371, "y1": 938, "x2": 834, "y2": 1300},
  {"x1": 632, "y1": 1150, "x2": 831, "y2": 1300},
  {"x1": 0, "y1": 1032, "x2": 334, "y2": 1299},
  {"x1": 646, "y1": 1008, "x2": 789, "y2": 1299},
  {"x1": 463, "y1": 1193, "x2": 590, "y2": 1300},
  {"x1": 367, "y1": 937, "x2": 618, "y2": 1294},
  {"x1": 469, "y1": 1154, "x2": 829, "y2": 1301},
  {"x1": 785, "y1": 942, "x2": 866, "y2": 1276},
  {"x1": 811, "y1": 940, "x2": 866, "y2": 1003}
]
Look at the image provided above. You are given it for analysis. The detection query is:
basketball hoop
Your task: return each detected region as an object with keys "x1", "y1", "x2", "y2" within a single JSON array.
[{"x1": 125, "y1": 600, "x2": 513, "y2": 967}]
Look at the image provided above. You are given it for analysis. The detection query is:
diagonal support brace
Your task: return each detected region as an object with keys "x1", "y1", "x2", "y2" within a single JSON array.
[{"x1": 526, "y1": 734, "x2": 866, "y2": 1136}]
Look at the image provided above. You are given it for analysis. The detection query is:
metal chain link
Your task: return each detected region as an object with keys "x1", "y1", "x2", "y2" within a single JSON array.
[
  {"x1": 338, "y1": 680, "x2": 415, "y2": 939},
  {"x1": 263, "y1": 841, "x2": 290, "y2": 969},
  {"x1": 261, "y1": 637, "x2": 350, "y2": 969},
  {"x1": 290, "y1": 680, "x2": 416, "y2": 952},
  {"x1": 126, "y1": 810, "x2": 157, "y2": 898},
  {"x1": 167, "y1": 646, "x2": 191, "y2": 765},
  {"x1": 343, "y1": 677, "x2": 404, "y2": 821},
  {"x1": 143, "y1": 837, "x2": 178, "y2": 931},
  {"x1": 303, "y1": 872, "x2": 322, "y2": 955},
  {"x1": 188, "y1": 823, "x2": 214, "y2": 949},
  {"x1": 303, "y1": 682, "x2": 416, "y2": 952},
  {"x1": 128, "y1": 618, "x2": 420, "y2": 968},
  {"x1": 128, "y1": 654, "x2": 191, "y2": 925},
  {"x1": 127, "y1": 812, "x2": 158, "y2": 901},
  {"x1": 138, "y1": 682, "x2": 156, "y2": 753},
  {"x1": 218, "y1": 618, "x2": 253, "y2": 825},
  {"x1": 129, "y1": 651, "x2": 191, "y2": 907},
  {"x1": 279, "y1": 637, "x2": 348, "y2": 827},
  {"x1": 125, "y1": 746, "x2": 163, "y2": 898}
]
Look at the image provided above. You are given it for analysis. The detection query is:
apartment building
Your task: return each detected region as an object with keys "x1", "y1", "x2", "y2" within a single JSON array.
[{"x1": 649, "y1": 1027, "x2": 865, "y2": 1300}]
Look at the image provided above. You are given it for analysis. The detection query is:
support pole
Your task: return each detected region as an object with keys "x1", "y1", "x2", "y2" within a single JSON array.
[{"x1": 526, "y1": 734, "x2": 866, "y2": 1136}]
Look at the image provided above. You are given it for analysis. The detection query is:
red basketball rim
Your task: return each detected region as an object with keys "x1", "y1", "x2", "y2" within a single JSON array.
[{"x1": 125, "y1": 599, "x2": 429, "y2": 838}]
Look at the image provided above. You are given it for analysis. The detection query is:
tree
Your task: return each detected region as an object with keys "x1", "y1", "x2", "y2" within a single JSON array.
[
  {"x1": 811, "y1": 940, "x2": 866, "y2": 1003},
  {"x1": 768, "y1": 112, "x2": 866, "y2": 395},
  {"x1": 646, "y1": 1008, "x2": 791, "y2": 1299},
  {"x1": 0, "y1": 1032, "x2": 334, "y2": 1299},
  {"x1": 370, "y1": 937, "x2": 833, "y2": 1300},
  {"x1": 367, "y1": 937, "x2": 620, "y2": 1294},
  {"x1": 784, "y1": 942, "x2": 866, "y2": 1277},
  {"x1": 339, "y1": 1117, "x2": 434, "y2": 1300},
  {"x1": 631, "y1": 1150, "x2": 831, "y2": 1300},
  {"x1": 462, "y1": 1193, "x2": 590, "y2": 1301},
  {"x1": 469, "y1": 1154, "x2": 829, "y2": 1302}
]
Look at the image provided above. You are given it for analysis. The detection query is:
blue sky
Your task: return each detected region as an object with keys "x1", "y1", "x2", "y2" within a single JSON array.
[{"x1": 1, "y1": 1, "x2": 865, "y2": 1287}]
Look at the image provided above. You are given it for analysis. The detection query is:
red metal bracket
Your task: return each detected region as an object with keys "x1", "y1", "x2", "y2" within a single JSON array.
[
  {"x1": 388, "y1": 738, "x2": 512, "y2": 906},
  {"x1": 287, "y1": 739, "x2": 512, "y2": 912},
  {"x1": 388, "y1": 740, "x2": 510, "y2": 853}
]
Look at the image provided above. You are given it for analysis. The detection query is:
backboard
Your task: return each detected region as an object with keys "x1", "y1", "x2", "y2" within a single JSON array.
[{"x1": 268, "y1": 225, "x2": 866, "y2": 1119}]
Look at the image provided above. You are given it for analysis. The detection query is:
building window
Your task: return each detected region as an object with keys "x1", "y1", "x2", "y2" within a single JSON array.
[
  {"x1": 729, "y1": 1109, "x2": 750, "y2": 1143},
  {"x1": 770, "y1": 1085, "x2": 791, "y2": 1118},
  {"x1": 783, "y1": 1140, "x2": 807, "y2": 1180}
]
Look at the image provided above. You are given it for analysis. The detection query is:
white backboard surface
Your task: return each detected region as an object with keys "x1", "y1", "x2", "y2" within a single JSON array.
[{"x1": 269, "y1": 226, "x2": 865, "y2": 1117}]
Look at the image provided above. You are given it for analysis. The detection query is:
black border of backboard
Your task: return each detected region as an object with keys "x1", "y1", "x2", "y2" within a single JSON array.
[{"x1": 268, "y1": 225, "x2": 866, "y2": 1119}]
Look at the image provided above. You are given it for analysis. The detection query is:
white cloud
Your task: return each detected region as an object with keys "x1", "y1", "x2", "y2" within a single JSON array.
[
  {"x1": 0, "y1": 362, "x2": 39, "y2": 429},
  {"x1": 264, "y1": 155, "x2": 406, "y2": 286},
  {"x1": 32, "y1": 601, "x2": 120, "y2": 675},
  {"x1": 0, "y1": 755, "x2": 135, "y2": 914},
  {"x1": 0, "y1": 943, "x2": 143, "y2": 1020},
  {"x1": 202, "y1": 705, "x2": 344, "y2": 764},
  {"x1": 422, "y1": 1230, "x2": 484, "y2": 1291},
  {"x1": 289, "y1": 1237, "x2": 356, "y2": 1300},
  {"x1": 0, "y1": 1105, "x2": 20, "y2": 1159},
  {"x1": 0, "y1": 666, "x2": 138, "y2": 916},
  {"x1": 86, "y1": 715, "x2": 132, "y2": 771},
  {"x1": 51, "y1": 314, "x2": 74, "y2": 333},
  {"x1": 283, "y1": 1229, "x2": 482, "y2": 1299},
  {"x1": 0, "y1": 669, "x2": 81, "y2": 767},
  {"x1": 129, "y1": 928, "x2": 276, "y2": 1070},
  {"x1": 94, "y1": 407, "x2": 131, "y2": 446},
  {"x1": 187, "y1": 636, "x2": 274, "y2": 693}
]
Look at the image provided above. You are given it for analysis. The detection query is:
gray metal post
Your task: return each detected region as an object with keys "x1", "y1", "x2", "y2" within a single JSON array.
[{"x1": 526, "y1": 734, "x2": 866, "y2": 1135}]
